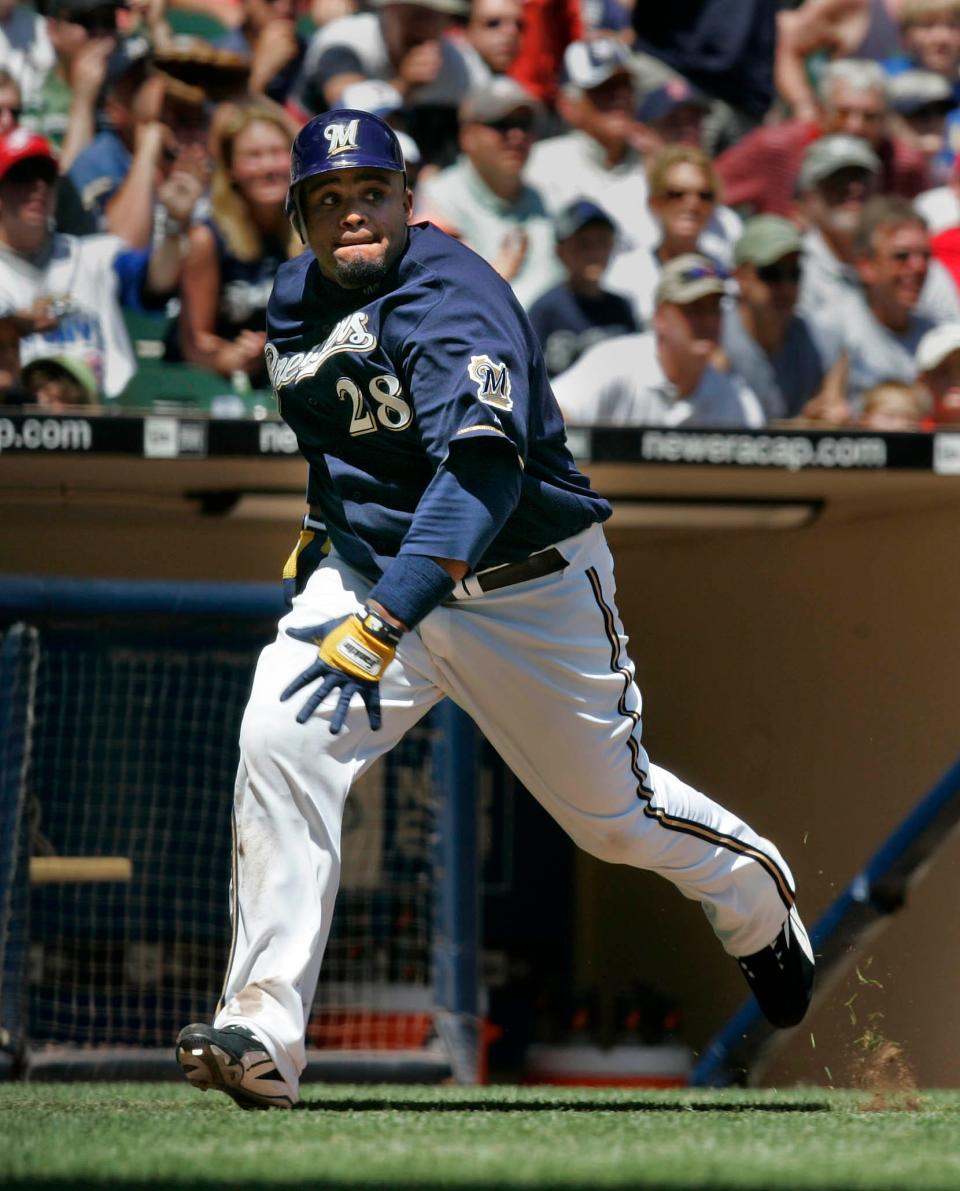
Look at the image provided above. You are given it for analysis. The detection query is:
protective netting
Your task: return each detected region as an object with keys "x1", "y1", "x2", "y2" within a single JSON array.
[{"x1": 1, "y1": 617, "x2": 438, "y2": 1055}]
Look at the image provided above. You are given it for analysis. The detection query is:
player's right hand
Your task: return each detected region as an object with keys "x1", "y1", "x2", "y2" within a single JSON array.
[{"x1": 280, "y1": 608, "x2": 402, "y2": 733}]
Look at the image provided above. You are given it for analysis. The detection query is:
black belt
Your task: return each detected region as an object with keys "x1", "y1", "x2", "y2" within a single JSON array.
[
  {"x1": 306, "y1": 506, "x2": 566, "y2": 595},
  {"x1": 469, "y1": 546, "x2": 567, "y2": 594}
]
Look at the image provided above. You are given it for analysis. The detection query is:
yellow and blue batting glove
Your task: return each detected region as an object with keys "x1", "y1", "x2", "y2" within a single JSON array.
[{"x1": 281, "y1": 607, "x2": 403, "y2": 733}]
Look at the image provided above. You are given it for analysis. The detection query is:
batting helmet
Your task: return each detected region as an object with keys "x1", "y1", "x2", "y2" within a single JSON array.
[{"x1": 286, "y1": 108, "x2": 406, "y2": 240}]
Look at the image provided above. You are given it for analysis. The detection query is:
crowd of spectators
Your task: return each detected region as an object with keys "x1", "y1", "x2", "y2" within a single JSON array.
[{"x1": 2, "y1": 0, "x2": 960, "y2": 430}]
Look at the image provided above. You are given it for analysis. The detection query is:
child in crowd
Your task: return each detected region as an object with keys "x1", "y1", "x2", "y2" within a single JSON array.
[
  {"x1": 527, "y1": 198, "x2": 637, "y2": 378},
  {"x1": 858, "y1": 378, "x2": 927, "y2": 429}
]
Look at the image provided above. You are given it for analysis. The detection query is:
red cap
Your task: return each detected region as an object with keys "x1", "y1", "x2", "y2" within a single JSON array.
[{"x1": 0, "y1": 129, "x2": 57, "y2": 184}]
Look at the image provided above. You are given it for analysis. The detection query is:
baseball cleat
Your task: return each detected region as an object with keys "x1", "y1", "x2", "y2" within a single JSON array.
[
  {"x1": 175, "y1": 1023, "x2": 295, "y2": 1110},
  {"x1": 737, "y1": 906, "x2": 815, "y2": 1028}
]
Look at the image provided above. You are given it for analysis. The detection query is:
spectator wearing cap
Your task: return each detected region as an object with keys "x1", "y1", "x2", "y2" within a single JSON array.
[
  {"x1": 604, "y1": 144, "x2": 739, "y2": 326},
  {"x1": 636, "y1": 76, "x2": 711, "y2": 151},
  {"x1": 716, "y1": 59, "x2": 929, "y2": 218},
  {"x1": 0, "y1": 66, "x2": 93, "y2": 234},
  {"x1": 797, "y1": 133, "x2": 960, "y2": 329},
  {"x1": 552, "y1": 253, "x2": 763, "y2": 427},
  {"x1": 523, "y1": 37, "x2": 656, "y2": 254},
  {"x1": 69, "y1": 53, "x2": 210, "y2": 249},
  {"x1": 915, "y1": 320, "x2": 960, "y2": 421},
  {"x1": 0, "y1": 2, "x2": 55, "y2": 118},
  {"x1": 450, "y1": 0, "x2": 524, "y2": 90},
  {"x1": 722, "y1": 214, "x2": 847, "y2": 422},
  {"x1": 416, "y1": 77, "x2": 562, "y2": 306},
  {"x1": 884, "y1": 0, "x2": 960, "y2": 161},
  {"x1": 288, "y1": 0, "x2": 470, "y2": 166},
  {"x1": 22, "y1": 353, "x2": 100, "y2": 408},
  {"x1": 0, "y1": 129, "x2": 192, "y2": 399},
  {"x1": 887, "y1": 69, "x2": 956, "y2": 183},
  {"x1": 527, "y1": 198, "x2": 637, "y2": 377}
]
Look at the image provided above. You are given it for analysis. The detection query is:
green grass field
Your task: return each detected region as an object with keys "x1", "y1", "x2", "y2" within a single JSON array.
[{"x1": 3, "y1": 1084, "x2": 960, "y2": 1190}]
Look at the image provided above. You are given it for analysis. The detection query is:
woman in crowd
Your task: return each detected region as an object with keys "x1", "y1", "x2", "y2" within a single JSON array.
[
  {"x1": 605, "y1": 144, "x2": 735, "y2": 326},
  {"x1": 173, "y1": 101, "x2": 300, "y2": 386}
]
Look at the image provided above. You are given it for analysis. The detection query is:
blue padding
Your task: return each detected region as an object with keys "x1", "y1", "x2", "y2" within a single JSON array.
[{"x1": 0, "y1": 576, "x2": 287, "y2": 618}]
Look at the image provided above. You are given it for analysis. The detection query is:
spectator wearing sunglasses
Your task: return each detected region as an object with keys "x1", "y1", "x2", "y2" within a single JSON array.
[
  {"x1": 552, "y1": 253, "x2": 763, "y2": 427},
  {"x1": 838, "y1": 195, "x2": 941, "y2": 406},
  {"x1": 452, "y1": 0, "x2": 524, "y2": 89},
  {"x1": 605, "y1": 144, "x2": 738, "y2": 326},
  {"x1": 416, "y1": 77, "x2": 563, "y2": 306},
  {"x1": 723, "y1": 215, "x2": 847, "y2": 423},
  {"x1": 796, "y1": 134, "x2": 960, "y2": 331},
  {"x1": 0, "y1": 1, "x2": 55, "y2": 117}
]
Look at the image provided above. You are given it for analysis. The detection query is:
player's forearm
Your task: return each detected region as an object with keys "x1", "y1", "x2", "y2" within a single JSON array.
[{"x1": 368, "y1": 556, "x2": 468, "y2": 631}]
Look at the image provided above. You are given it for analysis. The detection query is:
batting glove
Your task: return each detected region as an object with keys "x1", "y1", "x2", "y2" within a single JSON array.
[{"x1": 281, "y1": 607, "x2": 403, "y2": 733}]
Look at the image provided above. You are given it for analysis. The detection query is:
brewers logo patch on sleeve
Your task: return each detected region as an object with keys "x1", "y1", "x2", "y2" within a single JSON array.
[{"x1": 468, "y1": 355, "x2": 513, "y2": 412}]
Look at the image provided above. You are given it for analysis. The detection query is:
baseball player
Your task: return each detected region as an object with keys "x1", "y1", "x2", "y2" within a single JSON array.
[{"x1": 176, "y1": 110, "x2": 814, "y2": 1109}]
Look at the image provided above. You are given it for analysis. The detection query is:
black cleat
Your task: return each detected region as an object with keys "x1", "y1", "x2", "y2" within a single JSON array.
[
  {"x1": 737, "y1": 906, "x2": 815, "y2": 1028},
  {"x1": 175, "y1": 1023, "x2": 295, "y2": 1110}
]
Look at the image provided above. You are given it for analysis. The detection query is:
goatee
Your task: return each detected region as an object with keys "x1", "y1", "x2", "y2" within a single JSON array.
[{"x1": 334, "y1": 257, "x2": 388, "y2": 289}]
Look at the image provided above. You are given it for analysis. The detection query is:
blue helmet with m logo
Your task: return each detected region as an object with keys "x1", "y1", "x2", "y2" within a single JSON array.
[{"x1": 285, "y1": 108, "x2": 406, "y2": 239}]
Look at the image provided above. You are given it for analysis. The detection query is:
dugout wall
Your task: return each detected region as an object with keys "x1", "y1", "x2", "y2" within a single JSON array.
[{"x1": 2, "y1": 416, "x2": 960, "y2": 1086}]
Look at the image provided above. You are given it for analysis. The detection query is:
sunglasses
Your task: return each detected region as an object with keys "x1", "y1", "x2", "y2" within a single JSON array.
[
  {"x1": 756, "y1": 262, "x2": 802, "y2": 284},
  {"x1": 0, "y1": 105, "x2": 21, "y2": 119},
  {"x1": 678, "y1": 264, "x2": 727, "y2": 283},
  {"x1": 664, "y1": 188, "x2": 715, "y2": 203},
  {"x1": 889, "y1": 248, "x2": 931, "y2": 263},
  {"x1": 484, "y1": 113, "x2": 535, "y2": 135},
  {"x1": 68, "y1": 7, "x2": 119, "y2": 33},
  {"x1": 482, "y1": 15, "x2": 524, "y2": 28}
]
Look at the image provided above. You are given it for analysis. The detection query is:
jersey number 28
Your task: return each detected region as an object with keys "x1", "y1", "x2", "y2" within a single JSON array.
[{"x1": 337, "y1": 375, "x2": 413, "y2": 435}]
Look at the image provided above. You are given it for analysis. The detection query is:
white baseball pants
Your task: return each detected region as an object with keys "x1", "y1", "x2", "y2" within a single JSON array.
[{"x1": 215, "y1": 523, "x2": 795, "y2": 1097}]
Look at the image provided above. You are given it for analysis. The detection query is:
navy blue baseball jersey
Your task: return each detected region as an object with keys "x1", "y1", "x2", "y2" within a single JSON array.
[{"x1": 265, "y1": 221, "x2": 611, "y2": 580}]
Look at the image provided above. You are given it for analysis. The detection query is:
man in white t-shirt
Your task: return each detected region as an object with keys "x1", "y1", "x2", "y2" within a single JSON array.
[
  {"x1": 0, "y1": 128, "x2": 193, "y2": 399},
  {"x1": 552, "y1": 252, "x2": 764, "y2": 427}
]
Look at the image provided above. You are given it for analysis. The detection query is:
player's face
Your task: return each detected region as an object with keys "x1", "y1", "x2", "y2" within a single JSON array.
[{"x1": 300, "y1": 168, "x2": 412, "y2": 289}]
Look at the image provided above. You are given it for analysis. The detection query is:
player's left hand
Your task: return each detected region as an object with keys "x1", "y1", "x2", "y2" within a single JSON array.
[{"x1": 280, "y1": 609, "x2": 402, "y2": 733}]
